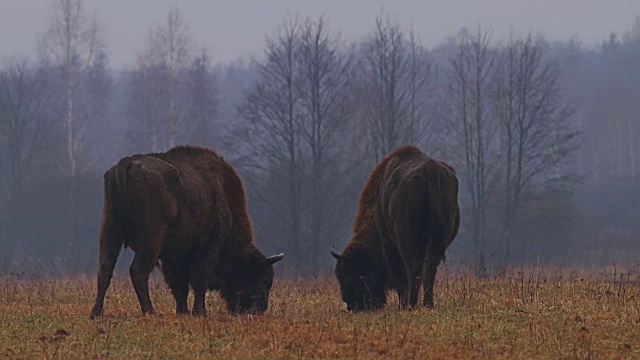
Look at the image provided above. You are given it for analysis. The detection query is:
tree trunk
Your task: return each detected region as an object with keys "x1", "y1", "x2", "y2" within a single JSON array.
[{"x1": 65, "y1": 54, "x2": 78, "y2": 262}]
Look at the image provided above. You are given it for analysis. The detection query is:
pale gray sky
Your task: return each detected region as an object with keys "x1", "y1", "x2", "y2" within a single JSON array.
[{"x1": 1, "y1": 0, "x2": 638, "y2": 67}]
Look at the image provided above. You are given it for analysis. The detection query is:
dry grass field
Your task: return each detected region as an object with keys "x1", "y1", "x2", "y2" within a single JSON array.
[{"x1": 0, "y1": 267, "x2": 639, "y2": 359}]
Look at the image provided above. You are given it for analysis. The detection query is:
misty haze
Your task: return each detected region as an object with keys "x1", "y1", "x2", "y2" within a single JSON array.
[
  {"x1": 0, "y1": 1, "x2": 639, "y2": 274},
  {"x1": 1, "y1": 1, "x2": 640, "y2": 358}
]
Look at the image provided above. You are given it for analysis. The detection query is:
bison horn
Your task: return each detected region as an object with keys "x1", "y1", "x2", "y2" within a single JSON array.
[
  {"x1": 265, "y1": 253, "x2": 285, "y2": 266},
  {"x1": 330, "y1": 245, "x2": 345, "y2": 260}
]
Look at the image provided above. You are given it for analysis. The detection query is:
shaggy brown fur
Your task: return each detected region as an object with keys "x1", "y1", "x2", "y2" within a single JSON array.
[
  {"x1": 331, "y1": 145, "x2": 459, "y2": 311},
  {"x1": 89, "y1": 146, "x2": 284, "y2": 318}
]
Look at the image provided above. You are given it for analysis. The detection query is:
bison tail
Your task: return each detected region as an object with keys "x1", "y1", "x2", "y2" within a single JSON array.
[{"x1": 114, "y1": 157, "x2": 135, "y2": 246}]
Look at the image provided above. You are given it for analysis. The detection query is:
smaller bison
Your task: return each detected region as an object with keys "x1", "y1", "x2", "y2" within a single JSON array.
[
  {"x1": 90, "y1": 146, "x2": 284, "y2": 319},
  {"x1": 331, "y1": 145, "x2": 459, "y2": 311}
]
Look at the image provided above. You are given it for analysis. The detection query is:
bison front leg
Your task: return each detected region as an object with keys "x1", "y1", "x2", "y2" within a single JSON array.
[
  {"x1": 130, "y1": 252, "x2": 157, "y2": 315},
  {"x1": 190, "y1": 275, "x2": 207, "y2": 317},
  {"x1": 90, "y1": 229, "x2": 122, "y2": 319},
  {"x1": 161, "y1": 258, "x2": 190, "y2": 315},
  {"x1": 189, "y1": 248, "x2": 216, "y2": 317}
]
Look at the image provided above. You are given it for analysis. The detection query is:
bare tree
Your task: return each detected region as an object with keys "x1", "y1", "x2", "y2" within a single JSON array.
[
  {"x1": 356, "y1": 12, "x2": 436, "y2": 162},
  {"x1": 38, "y1": 0, "x2": 107, "y2": 251},
  {"x1": 130, "y1": 7, "x2": 192, "y2": 152},
  {"x1": 235, "y1": 16, "x2": 360, "y2": 269},
  {"x1": 161, "y1": 8, "x2": 192, "y2": 147},
  {"x1": 130, "y1": 43, "x2": 167, "y2": 152},
  {"x1": 357, "y1": 13, "x2": 407, "y2": 161},
  {"x1": 235, "y1": 15, "x2": 304, "y2": 265},
  {"x1": 295, "y1": 16, "x2": 355, "y2": 268},
  {"x1": 405, "y1": 27, "x2": 437, "y2": 147},
  {"x1": 493, "y1": 33, "x2": 579, "y2": 268},
  {"x1": 622, "y1": 15, "x2": 640, "y2": 43},
  {"x1": 0, "y1": 59, "x2": 54, "y2": 263},
  {"x1": 446, "y1": 26, "x2": 500, "y2": 275},
  {"x1": 185, "y1": 50, "x2": 219, "y2": 146},
  {"x1": 0, "y1": 60, "x2": 53, "y2": 202},
  {"x1": 82, "y1": 46, "x2": 111, "y2": 160}
]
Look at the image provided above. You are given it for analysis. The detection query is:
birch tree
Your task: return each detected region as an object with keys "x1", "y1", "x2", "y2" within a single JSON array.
[
  {"x1": 38, "y1": 0, "x2": 107, "y2": 250},
  {"x1": 161, "y1": 8, "x2": 192, "y2": 148}
]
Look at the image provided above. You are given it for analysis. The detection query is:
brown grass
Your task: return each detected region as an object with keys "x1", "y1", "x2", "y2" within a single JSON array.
[{"x1": 0, "y1": 267, "x2": 639, "y2": 359}]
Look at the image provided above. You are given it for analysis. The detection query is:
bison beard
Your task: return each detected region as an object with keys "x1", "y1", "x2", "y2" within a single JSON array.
[
  {"x1": 331, "y1": 145, "x2": 460, "y2": 312},
  {"x1": 89, "y1": 146, "x2": 284, "y2": 318}
]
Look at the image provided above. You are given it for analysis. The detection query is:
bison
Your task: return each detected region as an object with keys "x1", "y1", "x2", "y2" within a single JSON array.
[
  {"x1": 330, "y1": 145, "x2": 459, "y2": 311},
  {"x1": 89, "y1": 146, "x2": 284, "y2": 318}
]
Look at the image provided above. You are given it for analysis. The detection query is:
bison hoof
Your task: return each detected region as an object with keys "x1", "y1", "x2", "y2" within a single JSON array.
[
  {"x1": 141, "y1": 308, "x2": 156, "y2": 316},
  {"x1": 191, "y1": 308, "x2": 207, "y2": 317},
  {"x1": 423, "y1": 301, "x2": 435, "y2": 309},
  {"x1": 176, "y1": 308, "x2": 189, "y2": 316},
  {"x1": 89, "y1": 309, "x2": 103, "y2": 319}
]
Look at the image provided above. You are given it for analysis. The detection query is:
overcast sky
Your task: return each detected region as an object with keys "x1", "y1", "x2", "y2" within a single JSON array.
[{"x1": 1, "y1": 0, "x2": 638, "y2": 67}]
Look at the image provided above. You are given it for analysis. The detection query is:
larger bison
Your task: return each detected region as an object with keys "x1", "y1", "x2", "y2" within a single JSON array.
[
  {"x1": 89, "y1": 146, "x2": 284, "y2": 318},
  {"x1": 331, "y1": 145, "x2": 459, "y2": 311}
]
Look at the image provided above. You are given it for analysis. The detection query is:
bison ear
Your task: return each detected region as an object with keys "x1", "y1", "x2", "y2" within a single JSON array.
[{"x1": 264, "y1": 253, "x2": 284, "y2": 267}]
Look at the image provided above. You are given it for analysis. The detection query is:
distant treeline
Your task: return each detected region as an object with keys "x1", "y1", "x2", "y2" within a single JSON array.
[{"x1": 0, "y1": 0, "x2": 639, "y2": 274}]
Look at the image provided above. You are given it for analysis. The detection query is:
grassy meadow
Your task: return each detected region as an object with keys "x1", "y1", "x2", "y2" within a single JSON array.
[{"x1": 0, "y1": 266, "x2": 638, "y2": 359}]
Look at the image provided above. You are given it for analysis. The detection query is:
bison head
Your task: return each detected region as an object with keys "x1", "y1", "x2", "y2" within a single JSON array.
[
  {"x1": 220, "y1": 252, "x2": 284, "y2": 314},
  {"x1": 331, "y1": 245, "x2": 386, "y2": 312}
]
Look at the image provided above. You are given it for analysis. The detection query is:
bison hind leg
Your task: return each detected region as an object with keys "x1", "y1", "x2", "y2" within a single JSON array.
[
  {"x1": 161, "y1": 258, "x2": 190, "y2": 315},
  {"x1": 400, "y1": 275, "x2": 421, "y2": 310},
  {"x1": 395, "y1": 261, "x2": 422, "y2": 310},
  {"x1": 396, "y1": 283, "x2": 416, "y2": 310},
  {"x1": 396, "y1": 237, "x2": 426, "y2": 310},
  {"x1": 130, "y1": 252, "x2": 158, "y2": 315},
  {"x1": 90, "y1": 230, "x2": 123, "y2": 319},
  {"x1": 421, "y1": 248, "x2": 444, "y2": 309}
]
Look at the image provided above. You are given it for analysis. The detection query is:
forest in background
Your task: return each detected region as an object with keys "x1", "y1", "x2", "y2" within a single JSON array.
[{"x1": 0, "y1": 0, "x2": 639, "y2": 275}]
